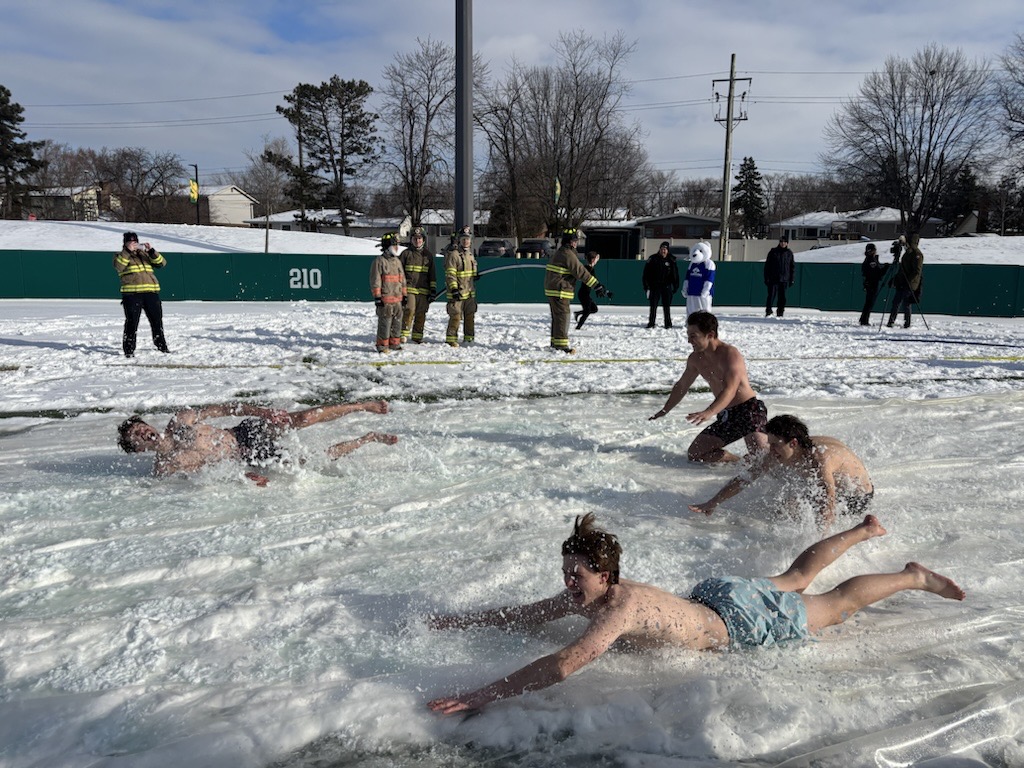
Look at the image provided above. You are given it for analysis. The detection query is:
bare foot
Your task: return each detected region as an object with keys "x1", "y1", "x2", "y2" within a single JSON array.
[
  {"x1": 365, "y1": 400, "x2": 389, "y2": 415},
  {"x1": 906, "y1": 562, "x2": 966, "y2": 601},
  {"x1": 688, "y1": 503, "x2": 713, "y2": 516},
  {"x1": 857, "y1": 514, "x2": 887, "y2": 540},
  {"x1": 245, "y1": 471, "x2": 269, "y2": 487}
]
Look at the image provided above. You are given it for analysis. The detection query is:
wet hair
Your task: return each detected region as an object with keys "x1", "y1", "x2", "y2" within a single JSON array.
[
  {"x1": 561, "y1": 513, "x2": 621, "y2": 584},
  {"x1": 686, "y1": 310, "x2": 718, "y2": 336},
  {"x1": 117, "y1": 415, "x2": 146, "y2": 453},
  {"x1": 765, "y1": 414, "x2": 813, "y2": 451}
]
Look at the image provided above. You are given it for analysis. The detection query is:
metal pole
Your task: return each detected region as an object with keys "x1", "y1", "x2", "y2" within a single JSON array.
[
  {"x1": 454, "y1": 0, "x2": 474, "y2": 233},
  {"x1": 718, "y1": 54, "x2": 737, "y2": 263},
  {"x1": 190, "y1": 164, "x2": 200, "y2": 225}
]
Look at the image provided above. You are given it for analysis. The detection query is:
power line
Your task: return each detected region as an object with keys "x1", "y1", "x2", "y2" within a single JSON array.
[
  {"x1": 24, "y1": 90, "x2": 290, "y2": 108},
  {"x1": 25, "y1": 114, "x2": 284, "y2": 129}
]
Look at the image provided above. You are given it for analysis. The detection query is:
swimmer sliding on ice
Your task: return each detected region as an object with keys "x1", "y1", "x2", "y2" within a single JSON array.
[{"x1": 427, "y1": 513, "x2": 963, "y2": 715}]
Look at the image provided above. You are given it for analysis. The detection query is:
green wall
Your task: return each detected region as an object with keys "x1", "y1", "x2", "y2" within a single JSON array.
[{"x1": 2, "y1": 251, "x2": 1021, "y2": 317}]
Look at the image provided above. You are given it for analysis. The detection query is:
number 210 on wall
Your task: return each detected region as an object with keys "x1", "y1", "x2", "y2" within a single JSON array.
[{"x1": 289, "y1": 268, "x2": 323, "y2": 290}]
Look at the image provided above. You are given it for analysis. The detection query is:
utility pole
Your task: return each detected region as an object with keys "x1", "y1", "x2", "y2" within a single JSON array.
[
  {"x1": 454, "y1": 0, "x2": 473, "y2": 233},
  {"x1": 713, "y1": 55, "x2": 750, "y2": 262}
]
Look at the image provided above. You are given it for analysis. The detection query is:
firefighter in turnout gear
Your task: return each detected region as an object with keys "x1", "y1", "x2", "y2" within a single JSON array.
[
  {"x1": 444, "y1": 226, "x2": 478, "y2": 347},
  {"x1": 370, "y1": 232, "x2": 408, "y2": 353},
  {"x1": 544, "y1": 229, "x2": 607, "y2": 353},
  {"x1": 400, "y1": 226, "x2": 436, "y2": 343},
  {"x1": 114, "y1": 231, "x2": 170, "y2": 357}
]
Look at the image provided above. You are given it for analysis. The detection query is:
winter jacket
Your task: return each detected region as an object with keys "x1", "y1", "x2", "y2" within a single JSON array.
[
  {"x1": 642, "y1": 253, "x2": 679, "y2": 293},
  {"x1": 444, "y1": 246, "x2": 477, "y2": 300},
  {"x1": 113, "y1": 246, "x2": 165, "y2": 293},
  {"x1": 544, "y1": 245, "x2": 598, "y2": 300},
  {"x1": 370, "y1": 251, "x2": 407, "y2": 305},
  {"x1": 861, "y1": 253, "x2": 886, "y2": 289},
  {"x1": 895, "y1": 244, "x2": 923, "y2": 292},
  {"x1": 764, "y1": 246, "x2": 795, "y2": 285},
  {"x1": 400, "y1": 245, "x2": 436, "y2": 297}
]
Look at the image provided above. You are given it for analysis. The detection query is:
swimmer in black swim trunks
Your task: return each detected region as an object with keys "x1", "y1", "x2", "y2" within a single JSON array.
[
  {"x1": 690, "y1": 414, "x2": 874, "y2": 528},
  {"x1": 118, "y1": 400, "x2": 397, "y2": 485},
  {"x1": 650, "y1": 311, "x2": 768, "y2": 463}
]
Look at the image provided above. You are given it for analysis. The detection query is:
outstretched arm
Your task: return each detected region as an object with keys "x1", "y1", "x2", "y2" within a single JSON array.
[
  {"x1": 428, "y1": 608, "x2": 626, "y2": 715},
  {"x1": 651, "y1": 361, "x2": 700, "y2": 420},
  {"x1": 428, "y1": 593, "x2": 574, "y2": 631},
  {"x1": 689, "y1": 453, "x2": 775, "y2": 515}
]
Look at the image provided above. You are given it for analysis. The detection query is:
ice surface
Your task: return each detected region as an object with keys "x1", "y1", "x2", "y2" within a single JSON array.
[{"x1": 1, "y1": 297, "x2": 1023, "y2": 768}]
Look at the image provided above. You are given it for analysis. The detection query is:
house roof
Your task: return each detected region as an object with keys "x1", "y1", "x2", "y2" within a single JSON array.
[{"x1": 774, "y1": 206, "x2": 942, "y2": 227}]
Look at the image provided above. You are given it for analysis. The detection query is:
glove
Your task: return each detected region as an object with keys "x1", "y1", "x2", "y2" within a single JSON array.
[
  {"x1": 428, "y1": 291, "x2": 438, "y2": 302},
  {"x1": 449, "y1": 289, "x2": 462, "y2": 302},
  {"x1": 595, "y1": 284, "x2": 608, "y2": 298},
  {"x1": 401, "y1": 296, "x2": 408, "y2": 306},
  {"x1": 701, "y1": 284, "x2": 712, "y2": 297},
  {"x1": 605, "y1": 290, "x2": 614, "y2": 299},
  {"x1": 474, "y1": 272, "x2": 482, "y2": 281},
  {"x1": 374, "y1": 297, "x2": 384, "y2": 308}
]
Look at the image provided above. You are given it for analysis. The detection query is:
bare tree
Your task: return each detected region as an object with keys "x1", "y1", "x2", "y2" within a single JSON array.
[
  {"x1": 26, "y1": 141, "x2": 97, "y2": 219},
  {"x1": 379, "y1": 38, "x2": 464, "y2": 227},
  {"x1": 477, "y1": 31, "x2": 644, "y2": 237},
  {"x1": 675, "y1": 177, "x2": 720, "y2": 219},
  {"x1": 998, "y1": 33, "x2": 1024, "y2": 153},
  {"x1": 823, "y1": 44, "x2": 999, "y2": 235},
  {"x1": 91, "y1": 147, "x2": 186, "y2": 222},
  {"x1": 214, "y1": 135, "x2": 291, "y2": 218}
]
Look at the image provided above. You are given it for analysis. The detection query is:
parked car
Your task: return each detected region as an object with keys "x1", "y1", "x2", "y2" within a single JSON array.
[
  {"x1": 515, "y1": 238, "x2": 553, "y2": 258},
  {"x1": 477, "y1": 238, "x2": 513, "y2": 258},
  {"x1": 669, "y1": 244, "x2": 691, "y2": 261}
]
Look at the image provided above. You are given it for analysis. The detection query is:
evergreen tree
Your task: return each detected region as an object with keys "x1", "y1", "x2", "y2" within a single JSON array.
[
  {"x1": 275, "y1": 77, "x2": 381, "y2": 235},
  {"x1": 731, "y1": 156, "x2": 768, "y2": 237},
  {"x1": 0, "y1": 85, "x2": 46, "y2": 219}
]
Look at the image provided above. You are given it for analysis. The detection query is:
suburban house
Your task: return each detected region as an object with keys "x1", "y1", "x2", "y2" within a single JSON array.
[
  {"x1": 204, "y1": 185, "x2": 258, "y2": 227},
  {"x1": 770, "y1": 207, "x2": 942, "y2": 242},
  {"x1": 245, "y1": 208, "x2": 408, "y2": 241},
  {"x1": 26, "y1": 185, "x2": 112, "y2": 221}
]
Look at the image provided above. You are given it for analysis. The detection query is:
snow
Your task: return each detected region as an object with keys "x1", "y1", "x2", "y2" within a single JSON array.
[
  {"x1": 1, "y1": 221, "x2": 1024, "y2": 767},
  {"x1": 4, "y1": 219, "x2": 1024, "y2": 264}
]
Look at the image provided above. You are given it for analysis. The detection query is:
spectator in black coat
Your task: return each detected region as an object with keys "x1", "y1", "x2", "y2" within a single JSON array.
[
  {"x1": 642, "y1": 241, "x2": 680, "y2": 328},
  {"x1": 764, "y1": 237, "x2": 795, "y2": 317},
  {"x1": 858, "y1": 243, "x2": 887, "y2": 326}
]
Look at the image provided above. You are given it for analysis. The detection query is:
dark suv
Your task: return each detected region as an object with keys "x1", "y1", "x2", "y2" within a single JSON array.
[
  {"x1": 515, "y1": 238, "x2": 553, "y2": 258},
  {"x1": 477, "y1": 238, "x2": 513, "y2": 258}
]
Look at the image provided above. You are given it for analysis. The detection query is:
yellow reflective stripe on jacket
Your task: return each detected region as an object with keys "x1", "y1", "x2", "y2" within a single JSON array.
[{"x1": 120, "y1": 284, "x2": 161, "y2": 293}]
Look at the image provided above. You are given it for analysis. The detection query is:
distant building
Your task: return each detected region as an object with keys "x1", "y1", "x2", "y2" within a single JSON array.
[
  {"x1": 770, "y1": 207, "x2": 942, "y2": 242},
  {"x1": 205, "y1": 185, "x2": 258, "y2": 227}
]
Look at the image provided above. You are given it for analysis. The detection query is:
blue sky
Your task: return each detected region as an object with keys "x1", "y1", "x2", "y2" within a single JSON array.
[{"x1": 2, "y1": 0, "x2": 1019, "y2": 189}]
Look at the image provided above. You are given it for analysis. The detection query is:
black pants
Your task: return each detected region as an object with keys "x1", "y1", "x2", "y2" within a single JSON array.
[
  {"x1": 765, "y1": 283, "x2": 788, "y2": 316},
  {"x1": 647, "y1": 287, "x2": 674, "y2": 327},
  {"x1": 121, "y1": 293, "x2": 168, "y2": 355},
  {"x1": 576, "y1": 287, "x2": 598, "y2": 329},
  {"x1": 888, "y1": 288, "x2": 915, "y2": 327},
  {"x1": 859, "y1": 282, "x2": 881, "y2": 325}
]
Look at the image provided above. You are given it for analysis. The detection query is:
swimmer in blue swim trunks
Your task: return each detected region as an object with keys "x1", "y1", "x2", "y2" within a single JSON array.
[
  {"x1": 118, "y1": 400, "x2": 397, "y2": 485},
  {"x1": 427, "y1": 513, "x2": 964, "y2": 715}
]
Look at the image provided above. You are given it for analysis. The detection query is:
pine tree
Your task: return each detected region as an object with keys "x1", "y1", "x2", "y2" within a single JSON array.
[
  {"x1": 731, "y1": 156, "x2": 768, "y2": 237},
  {"x1": 0, "y1": 85, "x2": 46, "y2": 219},
  {"x1": 275, "y1": 77, "x2": 382, "y2": 235}
]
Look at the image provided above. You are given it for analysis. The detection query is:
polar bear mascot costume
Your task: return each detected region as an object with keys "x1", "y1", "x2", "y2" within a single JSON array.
[{"x1": 684, "y1": 241, "x2": 716, "y2": 315}]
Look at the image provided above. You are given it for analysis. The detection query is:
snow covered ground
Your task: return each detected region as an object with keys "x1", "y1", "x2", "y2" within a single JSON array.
[
  {"x1": 2, "y1": 219, "x2": 1024, "y2": 264},
  {"x1": 1, "y1": 294, "x2": 1023, "y2": 767}
]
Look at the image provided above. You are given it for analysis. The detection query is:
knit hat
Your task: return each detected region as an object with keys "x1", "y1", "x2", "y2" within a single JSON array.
[
  {"x1": 123, "y1": 232, "x2": 139, "y2": 245},
  {"x1": 660, "y1": 241, "x2": 671, "y2": 249}
]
